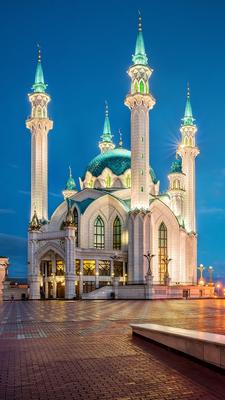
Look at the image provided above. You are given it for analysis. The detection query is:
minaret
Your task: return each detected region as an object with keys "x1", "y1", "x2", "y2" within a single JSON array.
[
  {"x1": 177, "y1": 84, "x2": 199, "y2": 232},
  {"x1": 125, "y1": 14, "x2": 156, "y2": 210},
  {"x1": 99, "y1": 102, "x2": 115, "y2": 153},
  {"x1": 26, "y1": 48, "x2": 53, "y2": 222},
  {"x1": 168, "y1": 157, "x2": 185, "y2": 222}
]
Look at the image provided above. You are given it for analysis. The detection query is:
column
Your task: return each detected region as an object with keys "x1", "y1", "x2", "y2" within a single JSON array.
[
  {"x1": 65, "y1": 226, "x2": 76, "y2": 299},
  {"x1": 122, "y1": 261, "x2": 126, "y2": 286},
  {"x1": 79, "y1": 259, "x2": 83, "y2": 297},
  {"x1": 95, "y1": 260, "x2": 99, "y2": 289},
  {"x1": 28, "y1": 232, "x2": 40, "y2": 300}
]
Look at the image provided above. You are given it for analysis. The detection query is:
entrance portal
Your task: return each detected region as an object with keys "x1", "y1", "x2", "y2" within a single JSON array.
[{"x1": 57, "y1": 282, "x2": 65, "y2": 298}]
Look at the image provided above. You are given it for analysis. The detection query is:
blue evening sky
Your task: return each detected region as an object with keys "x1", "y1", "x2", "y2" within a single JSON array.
[{"x1": 0, "y1": 0, "x2": 225, "y2": 282}]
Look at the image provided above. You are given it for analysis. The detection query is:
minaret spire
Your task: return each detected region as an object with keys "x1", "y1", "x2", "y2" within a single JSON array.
[
  {"x1": 32, "y1": 45, "x2": 47, "y2": 93},
  {"x1": 132, "y1": 12, "x2": 148, "y2": 65},
  {"x1": 99, "y1": 102, "x2": 115, "y2": 153},
  {"x1": 183, "y1": 82, "x2": 194, "y2": 126}
]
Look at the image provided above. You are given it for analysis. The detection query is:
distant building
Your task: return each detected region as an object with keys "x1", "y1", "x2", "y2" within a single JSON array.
[
  {"x1": 25, "y1": 16, "x2": 204, "y2": 300},
  {"x1": 0, "y1": 257, "x2": 9, "y2": 298}
]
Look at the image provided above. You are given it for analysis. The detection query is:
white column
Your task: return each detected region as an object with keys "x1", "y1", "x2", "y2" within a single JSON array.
[
  {"x1": 95, "y1": 260, "x2": 99, "y2": 289},
  {"x1": 28, "y1": 231, "x2": 40, "y2": 299},
  {"x1": 79, "y1": 259, "x2": 83, "y2": 297},
  {"x1": 65, "y1": 227, "x2": 76, "y2": 299},
  {"x1": 130, "y1": 105, "x2": 150, "y2": 209},
  {"x1": 26, "y1": 93, "x2": 53, "y2": 221}
]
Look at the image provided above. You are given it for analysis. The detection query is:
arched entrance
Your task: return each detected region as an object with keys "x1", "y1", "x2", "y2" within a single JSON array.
[
  {"x1": 39, "y1": 249, "x2": 65, "y2": 299},
  {"x1": 56, "y1": 282, "x2": 65, "y2": 298}
]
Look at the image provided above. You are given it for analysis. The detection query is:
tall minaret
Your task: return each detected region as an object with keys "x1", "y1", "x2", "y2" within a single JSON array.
[
  {"x1": 26, "y1": 48, "x2": 53, "y2": 222},
  {"x1": 99, "y1": 102, "x2": 115, "y2": 153},
  {"x1": 177, "y1": 85, "x2": 199, "y2": 232},
  {"x1": 125, "y1": 14, "x2": 155, "y2": 210}
]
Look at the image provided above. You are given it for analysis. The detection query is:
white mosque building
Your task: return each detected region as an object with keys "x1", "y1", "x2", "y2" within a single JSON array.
[{"x1": 26, "y1": 16, "x2": 203, "y2": 300}]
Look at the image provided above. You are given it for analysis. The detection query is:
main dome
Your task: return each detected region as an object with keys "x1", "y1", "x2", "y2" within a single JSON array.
[{"x1": 82, "y1": 148, "x2": 157, "y2": 183}]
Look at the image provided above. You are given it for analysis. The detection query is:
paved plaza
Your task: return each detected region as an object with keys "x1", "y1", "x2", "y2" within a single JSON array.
[{"x1": 0, "y1": 299, "x2": 225, "y2": 399}]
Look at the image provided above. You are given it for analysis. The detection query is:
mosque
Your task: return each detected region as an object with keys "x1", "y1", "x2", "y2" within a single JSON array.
[{"x1": 25, "y1": 16, "x2": 204, "y2": 300}]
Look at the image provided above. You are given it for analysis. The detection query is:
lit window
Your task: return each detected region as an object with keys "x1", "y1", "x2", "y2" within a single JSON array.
[
  {"x1": 158, "y1": 223, "x2": 168, "y2": 284},
  {"x1": 94, "y1": 216, "x2": 105, "y2": 249},
  {"x1": 106, "y1": 175, "x2": 112, "y2": 188},
  {"x1": 126, "y1": 174, "x2": 131, "y2": 188},
  {"x1": 140, "y1": 80, "x2": 145, "y2": 94},
  {"x1": 113, "y1": 216, "x2": 121, "y2": 250}
]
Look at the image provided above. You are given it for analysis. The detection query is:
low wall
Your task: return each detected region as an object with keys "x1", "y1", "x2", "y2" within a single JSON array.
[{"x1": 131, "y1": 323, "x2": 225, "y2": 369}]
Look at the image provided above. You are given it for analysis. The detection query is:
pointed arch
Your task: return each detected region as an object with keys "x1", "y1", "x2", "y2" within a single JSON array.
[
  {"x1": 113, "y1": 216, "x2": 121, "y2": 250},
  {"x1": 158, "y1": 222, "x2": 168, "y2": 284},
  {"x1": 94, "y1": 215, "x2": 105, "y2": 249},
  {"x1": 139, "y1": 80, "x2": 145, "y2": 94},
  {"x1": 134, "y1": 80, "x2": 139, "y2": 93}
]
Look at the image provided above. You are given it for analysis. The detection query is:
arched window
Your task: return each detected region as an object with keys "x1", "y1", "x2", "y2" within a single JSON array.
[
  {"x1": 74, "y1": 207, "x2": 79, "y2": 247},
  {"x1": 94, "y1": 216, "x2": 105, "y2": 249},
  {"x1": 106, "y1": 175, "x2": 112, "y2": 188},
  {"x1": 113, "y1": 216, "x2": 121, "y2": 250},
  {"x1": 140, "y1": 80, "x2": 145, "y2": 94},
  {"x1": 126, "y1": 174, "x2": 131, "y2": 188},
  {"x1": 134, "y1": 81, "x2": 139, "y2": 93},
  {"x1": 158, "y1": 222, "x2": 168, "y2": 284}
]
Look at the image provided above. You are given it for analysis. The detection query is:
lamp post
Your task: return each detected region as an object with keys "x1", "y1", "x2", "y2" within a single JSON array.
[
  {"x1": 208, "y1": 266, "x2": 214, "y2": 286},
  {"x1": 143, "y1": 252, "x2": 155, "y2": 276},
  {"x1": 162, "y1": 257, "x2": 172, "y2": 285},
  {"x1": 198, "y1": 264, "x2": 205, "y2": 286}
]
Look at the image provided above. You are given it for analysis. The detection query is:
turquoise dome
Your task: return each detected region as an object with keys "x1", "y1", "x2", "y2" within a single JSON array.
[
  {"x1": 66, "y1": 176, "x2": 76, "y2": 190},
  {"x1": 82, "y1": 148, "x2": 157, "y2": 184},
  {"x1": 170, "y1": 157, "x2": 182, "y2": 174}
]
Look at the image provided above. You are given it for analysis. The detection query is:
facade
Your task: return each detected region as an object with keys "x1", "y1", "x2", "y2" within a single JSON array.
[{"x1": 27, "y1": 16, "x2": 200, "y2": 300}]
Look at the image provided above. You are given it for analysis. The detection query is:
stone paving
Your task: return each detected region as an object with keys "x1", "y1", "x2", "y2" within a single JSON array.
[{"x1": 0, "y1": 299, "x2": 225, "y2": 400}]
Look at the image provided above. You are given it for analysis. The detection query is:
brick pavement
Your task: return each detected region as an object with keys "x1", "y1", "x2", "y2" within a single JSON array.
[{"x1": 0, "y1": 299, "x2": 225, "y2": 399}]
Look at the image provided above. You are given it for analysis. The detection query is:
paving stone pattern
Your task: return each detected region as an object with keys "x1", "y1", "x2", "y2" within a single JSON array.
[{"x1": 0, "y1": 299, "x2": 225, "y2": 400}]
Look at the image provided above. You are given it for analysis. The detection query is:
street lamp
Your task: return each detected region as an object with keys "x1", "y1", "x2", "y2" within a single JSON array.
[
  {"x1": 143, "y1": 252, "x2": 155, "y2": 276},
  {"x1": 198, "y1": 264, "x2": 205, "y2": 286},
  {"x1": 162, "y1": 257, "x2": 172, "y2": 285}
]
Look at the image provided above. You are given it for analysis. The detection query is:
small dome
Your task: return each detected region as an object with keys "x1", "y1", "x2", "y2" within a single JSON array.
[
  {"x1": 66, "y1": 176, "x2": 76, "y2": 190},
  {"x1": 170, "y1": 157, "x2": 182, "y2": 174},
  {"x1": 82, "y1": 148, "x2": 157, "y2": 183}
]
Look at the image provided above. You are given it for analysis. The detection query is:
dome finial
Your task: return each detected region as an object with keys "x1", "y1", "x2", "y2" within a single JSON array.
[
  {"x1": 105, "y1": 100, "x2": 109, "y2": 117},
  {"x1": 187, "y1": 81, "x2": 190, "y2": 99},
  {"x1": 69, "y1": 165, "x2": 72, "y2": 178},
  {"x1": 37, "y1": 43, "x2": 41, "y2": 62},
  {"x1": 138, "y1": 10, "x2": 142, "y2": 32},
  {"x1": 118, "y1": 129, "x2": 123, "y2": 148}
]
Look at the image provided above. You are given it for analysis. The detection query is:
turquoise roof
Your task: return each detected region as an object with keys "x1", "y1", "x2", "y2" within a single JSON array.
[
  {"x1": 170, "y1": 157, "x2": 182, "y2": 174},
  {"x1": 182, "y1": 84, "x2": 194, "y2": 126},
  {"x1": 71, "y1": 198, "x2": 94, "y2": 214},
  {"x1": 132, "y1": 14, "x2": 148, "y2": 66},
  {"x1": 32, "y1": 49, "x2": 47, "y2": 93},
  {"x1": 82, "y1": 148, "x2": 157, "y2": 183}
]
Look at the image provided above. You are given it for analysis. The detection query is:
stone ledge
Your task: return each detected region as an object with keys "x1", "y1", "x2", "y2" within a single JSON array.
[{"x1": 130, "y1": 323, "x2": 225, "y2": 369}]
